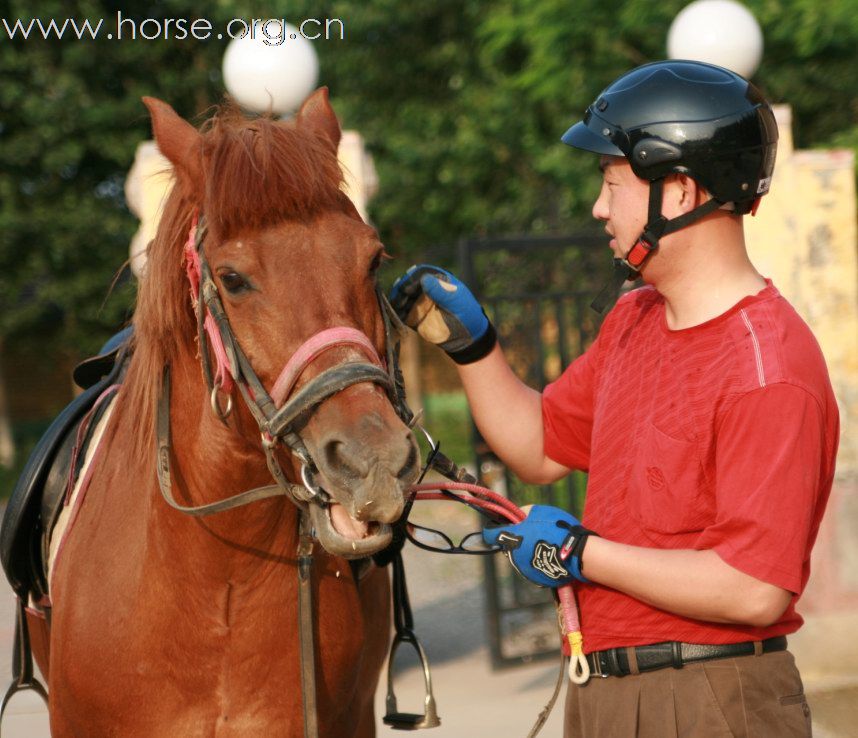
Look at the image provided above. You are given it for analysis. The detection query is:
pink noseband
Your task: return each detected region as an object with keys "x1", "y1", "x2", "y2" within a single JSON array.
[
  {"x1": 183, "y1": 217, "x2": 383, "y2": 408},
  {"x1": 270, "y1": 328, "x2": 384, "y2": 407}
]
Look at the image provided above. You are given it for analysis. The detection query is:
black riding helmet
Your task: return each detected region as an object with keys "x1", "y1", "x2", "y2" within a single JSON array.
[{"x1": 563, "y1": 60, "x2": 779, "y2": 310}]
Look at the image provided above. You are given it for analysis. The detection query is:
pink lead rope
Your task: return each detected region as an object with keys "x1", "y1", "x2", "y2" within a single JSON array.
[{"x1": 409, "y1": 481, "x2": 590, "y2": 684}]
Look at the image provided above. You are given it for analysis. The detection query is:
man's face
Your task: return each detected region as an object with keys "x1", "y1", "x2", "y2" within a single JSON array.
[{"x1": 592, "y1": 155, "x2": 649, "y2": 261}]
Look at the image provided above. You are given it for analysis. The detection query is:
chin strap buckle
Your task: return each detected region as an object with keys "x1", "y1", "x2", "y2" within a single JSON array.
[
  {"x1": 622, "y1": 215, "x2": 667, "y2": 271},
  {"x1": 622, "y1": 237, "x2": 655, "y2": 272}
]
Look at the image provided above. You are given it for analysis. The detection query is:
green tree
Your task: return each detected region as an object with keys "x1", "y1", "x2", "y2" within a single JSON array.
[
  {"x1": 290, "y1": 0, "x2": 858, "y2": 258},
  {"x1": 1, "y1": 0, "x2": 856, "y2": 355},
  {"x1": 0, "y1": 0, "x2": 228, "y2": 356}
]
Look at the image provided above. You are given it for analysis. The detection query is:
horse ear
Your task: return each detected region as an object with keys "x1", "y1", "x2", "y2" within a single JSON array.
[
  {"x1": 142, "y1": 96, "x2": 203, "y2": 187},
  {"x1": 296, "y1": 87, "x2": 341, "y2": 152}
]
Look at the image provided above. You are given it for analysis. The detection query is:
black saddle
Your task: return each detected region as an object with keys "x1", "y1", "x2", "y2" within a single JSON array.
[{"x1": 0, "y1": 328, "x2": 133, "y2": 603}]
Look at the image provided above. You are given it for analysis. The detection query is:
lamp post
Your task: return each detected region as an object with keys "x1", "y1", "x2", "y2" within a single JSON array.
[
  {"x1": 667, "y1": 0, "x2": 763, "y2": 78},
  {"x1": 221, "y1": 20, "x2": 378, "y2": 222},
  {"x1": 667, "y1": 0, "x2": 858, "y2": 683},
  {"x1": 222, "y1": 20, "x2": 319, "y2": 117}
]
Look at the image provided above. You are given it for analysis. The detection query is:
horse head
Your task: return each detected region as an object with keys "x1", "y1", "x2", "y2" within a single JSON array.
[{"x1": 139, "y1": 91, "x2": 420, "y2": 559}]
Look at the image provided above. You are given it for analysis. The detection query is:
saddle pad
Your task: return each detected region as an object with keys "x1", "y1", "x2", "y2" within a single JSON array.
[{"x1": 48, "y1": 394, "x2": 117, "y2": 591}]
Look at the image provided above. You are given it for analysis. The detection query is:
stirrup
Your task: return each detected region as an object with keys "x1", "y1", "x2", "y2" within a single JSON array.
[
  {"x1": 0, "y1": 600, "x2": 48, "y2": 737},
  {"x1": 383, "y1": 629, "x2": 440, "y2": 730}
]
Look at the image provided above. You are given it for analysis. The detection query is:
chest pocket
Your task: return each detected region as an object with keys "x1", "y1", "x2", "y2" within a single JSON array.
[{"x1": 625, "y1": 422, "x2": 713, "y2": 534}]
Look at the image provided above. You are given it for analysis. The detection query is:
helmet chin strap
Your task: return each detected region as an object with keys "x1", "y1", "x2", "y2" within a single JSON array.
[{"x1": 590, "y1": 178, "x2": 724, "y2": 313}]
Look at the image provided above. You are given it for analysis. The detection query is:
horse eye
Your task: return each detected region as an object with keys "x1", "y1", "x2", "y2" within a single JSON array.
[
  {"x1": 369, "y1": 251, "x2": 384, "y2": 276},
  {"x1": 219, "y1": 271, "x2": 250, "y2": 295}
]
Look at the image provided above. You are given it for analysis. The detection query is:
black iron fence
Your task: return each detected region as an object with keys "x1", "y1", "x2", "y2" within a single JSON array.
[{"x1": 457, "y1": 232, "x2": 608, "y2": 668}]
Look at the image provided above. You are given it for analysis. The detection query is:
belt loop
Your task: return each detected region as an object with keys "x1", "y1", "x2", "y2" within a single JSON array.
[
  {"x1": 626, "y1": 647, "x2": 640, "y2": 675},
  {"x1": 753, "y1": 640, "x2": 763, "y2": 656},
  {"x1": 671, "y1": 641, "x2": 683, "y2": 669}
]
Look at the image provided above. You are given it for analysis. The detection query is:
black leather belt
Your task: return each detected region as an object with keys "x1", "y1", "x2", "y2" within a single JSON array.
[{"x1": 586, "y1": 635, "x2": 787, "y2": 678}]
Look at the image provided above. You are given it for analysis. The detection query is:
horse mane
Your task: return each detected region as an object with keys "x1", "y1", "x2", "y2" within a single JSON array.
[{"x1": 120, "y1": 105, "x2": 346, "y2": 457}]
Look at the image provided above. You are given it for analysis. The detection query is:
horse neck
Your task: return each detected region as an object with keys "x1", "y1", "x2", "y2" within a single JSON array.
[{"x1": 152, "y1": 350, "x2": 300, "y2": 577}]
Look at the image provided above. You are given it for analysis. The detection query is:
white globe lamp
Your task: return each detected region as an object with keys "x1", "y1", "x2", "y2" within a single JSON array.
[
  {"x1": 667, "y1": 0, "x2": 763, "y2": 79},
  {"x1": 222, "y1": 20, "x2": 319, "y2": 115}
]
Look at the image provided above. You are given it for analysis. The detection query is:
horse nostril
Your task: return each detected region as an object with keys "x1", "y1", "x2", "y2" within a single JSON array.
[
  {"x1": 323, "y1": 439, "x2": 370, "y2": 479},
  {"x1": 396, "y1": 439, "x2": 420, "y2": 482}
]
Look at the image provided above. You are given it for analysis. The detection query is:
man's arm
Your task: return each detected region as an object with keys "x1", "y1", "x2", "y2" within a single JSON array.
[
  {"x1": 583, "y1": 540, "x2": 792, "y2": 627},
  {"x1": 455, "y1": 343, "x2": 570, "y2": 484},
  {"x1": 389, "y1": 265, "x2": 571, "y2": 483}
]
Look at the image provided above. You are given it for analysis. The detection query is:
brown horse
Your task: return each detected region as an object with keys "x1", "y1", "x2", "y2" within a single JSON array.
[{"x1": 35, "y1": 90, "x2": 420, "y2": 736}]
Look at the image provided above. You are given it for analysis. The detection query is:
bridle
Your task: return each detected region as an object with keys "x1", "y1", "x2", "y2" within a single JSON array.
[
  {"x1": 154, "y1": 213, "x2": 416, "y2": 738},
  {"x1": 156, "y1": 214, "x2": 414, "y2": 519}
]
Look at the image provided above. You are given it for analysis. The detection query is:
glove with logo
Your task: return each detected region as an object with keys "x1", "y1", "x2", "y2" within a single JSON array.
[
  {"x1": 482, "y1": 505, "x2": 596, "y2": 587},
  {"x1": 389, "y1": 264, "x2": 497, "y2": 364}
]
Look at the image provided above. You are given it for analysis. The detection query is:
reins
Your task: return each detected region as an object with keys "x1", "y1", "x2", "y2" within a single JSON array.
[{"x1": 406, "y1": 479, "x2": 590, "y2": 737}]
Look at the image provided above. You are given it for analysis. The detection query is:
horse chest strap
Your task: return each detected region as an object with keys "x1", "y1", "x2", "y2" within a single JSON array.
[{"x1": 297, "y1": 510, "x2": 319, "y2": 738}]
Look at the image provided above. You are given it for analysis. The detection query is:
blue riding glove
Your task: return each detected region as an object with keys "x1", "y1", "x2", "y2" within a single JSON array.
[
  {"x1": 483, "y1": 505, "x2": 596, "y2": 587},
  {"x1": 389, "y1": 264, "x2": 497, "y2": 364}
]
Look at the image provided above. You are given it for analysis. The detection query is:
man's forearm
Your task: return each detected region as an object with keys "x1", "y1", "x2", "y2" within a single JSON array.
[
  {"x1": 456, "y1": 344, "x2": 568, "y2": 484},
  {"x1": 583, "y1": 537, "x2": 792, "y2": 628}
]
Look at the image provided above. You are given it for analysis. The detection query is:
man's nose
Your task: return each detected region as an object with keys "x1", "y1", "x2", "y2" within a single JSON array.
[{"x1": 592, "y1": 181, "x2": 609, "y2": 221}]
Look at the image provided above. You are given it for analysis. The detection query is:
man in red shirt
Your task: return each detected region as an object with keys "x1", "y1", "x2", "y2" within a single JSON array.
[{"x1": 391, "y1": 60, "x2": 837, "y2": 737}]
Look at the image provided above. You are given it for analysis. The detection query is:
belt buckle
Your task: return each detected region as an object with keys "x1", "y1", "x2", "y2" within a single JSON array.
[{"x1": 590, "y1": 652, "x2": 609, "y2": 679}]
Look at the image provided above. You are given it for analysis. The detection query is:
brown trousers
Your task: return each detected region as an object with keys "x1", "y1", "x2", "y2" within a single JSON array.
[{"x1": 564, "y1": 649, "x2": 812, "y2": 737}]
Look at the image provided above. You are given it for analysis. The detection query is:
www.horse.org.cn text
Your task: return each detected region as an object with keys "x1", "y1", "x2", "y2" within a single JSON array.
[{"x1": 1, "y1": 15, "x2": 346, "y2": 44}]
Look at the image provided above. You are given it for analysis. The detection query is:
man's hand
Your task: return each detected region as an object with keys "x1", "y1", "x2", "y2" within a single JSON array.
[
  {"x1": 483, "y1": 505, "x2": 596, "y2": 587},
  {"x1": 389, "y1": 264, "x2": 497, "y2": 364}
]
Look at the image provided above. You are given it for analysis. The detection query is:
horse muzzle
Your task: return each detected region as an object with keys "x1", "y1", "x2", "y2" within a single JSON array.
[{"x1": 308, "y1": 503, "x2": 393, "y2": 559}]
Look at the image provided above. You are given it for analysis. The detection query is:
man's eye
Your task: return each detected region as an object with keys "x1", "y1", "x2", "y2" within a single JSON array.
[{"x1": 219, "y1": 271, "x2": 250, "y2": 294}]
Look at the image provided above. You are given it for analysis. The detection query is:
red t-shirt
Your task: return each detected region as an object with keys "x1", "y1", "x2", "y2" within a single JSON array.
[{"x1": 542, "y1": 281, "x2": 839, "y2": 652}]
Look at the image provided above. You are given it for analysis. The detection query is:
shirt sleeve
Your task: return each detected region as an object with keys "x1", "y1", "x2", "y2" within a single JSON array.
[
  {"x1": 541, "y1": 333, "x2": 600, "y2": 471},
  {"x1": 697, "y1": 383, "x2": 827, "y2": 594}
]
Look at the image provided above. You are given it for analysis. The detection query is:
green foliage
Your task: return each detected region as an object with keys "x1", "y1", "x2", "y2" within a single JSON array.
[
  {"x1": 422, "y1": 391, "x2": 474, "y2": 468},
  {"x1": 0, "y1": 0, "x2": 855, "y2": 358},
  {"x1": 0, "y1": 0, "x2": 225, "y2": 354}
]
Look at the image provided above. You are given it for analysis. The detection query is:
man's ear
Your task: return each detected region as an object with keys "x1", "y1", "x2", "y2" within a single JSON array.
[{"x1": 668, "y1": 173, "x2": 706, "y2": 214}]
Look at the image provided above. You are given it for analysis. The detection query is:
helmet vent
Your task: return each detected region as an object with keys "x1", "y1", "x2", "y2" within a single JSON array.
[{"x1": 632, "y1": 140, "x2": 682, "y2": 167}]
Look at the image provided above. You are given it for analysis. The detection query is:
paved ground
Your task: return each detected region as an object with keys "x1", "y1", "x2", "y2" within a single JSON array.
[{"x1": 0, "y1": 509, "x2": 855, "y2": 736}]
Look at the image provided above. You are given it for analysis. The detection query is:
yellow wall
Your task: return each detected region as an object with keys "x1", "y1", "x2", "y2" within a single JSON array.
[{"x1": 746, "y1": 105, "x2": 858, "y2": 476}]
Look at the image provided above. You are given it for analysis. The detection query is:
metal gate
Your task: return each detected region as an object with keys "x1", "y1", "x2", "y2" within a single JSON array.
[{"x1": 457, "y1": 232, "x2": 608, "y2": 668}]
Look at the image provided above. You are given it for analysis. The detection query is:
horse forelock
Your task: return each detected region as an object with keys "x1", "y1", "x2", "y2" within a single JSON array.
[
  {"x1": 200, "y1": 107, "x2": 345, "y2": 240},
  {"x1": 122, "y1": 104, "x2": 349, "y2": 459}
]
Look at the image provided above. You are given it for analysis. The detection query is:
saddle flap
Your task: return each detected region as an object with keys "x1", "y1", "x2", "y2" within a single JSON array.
[
  {"x1": 0, "y1": 378, "x2": 111, "y2": 601},
  {"x1": 1, "y1": 331, "x2": 133, "y2": 602}
]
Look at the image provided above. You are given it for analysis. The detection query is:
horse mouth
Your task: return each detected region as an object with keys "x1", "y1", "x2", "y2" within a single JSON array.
[{"x1": 309, "y1": 502, "x2": 392, "y2": 559}]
